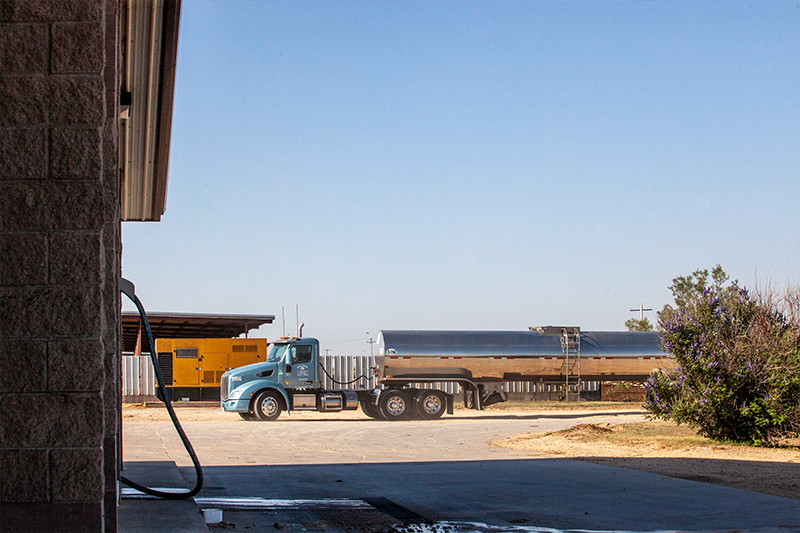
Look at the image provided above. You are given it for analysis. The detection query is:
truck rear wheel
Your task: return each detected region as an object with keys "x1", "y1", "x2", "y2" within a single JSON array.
[
  {"x1": 361, "y1": 399, "x2": 382, "y2": 419},
  {"x1": 253, "y1": 390, "x2": 282, "y2": 421},
  {"x1": 379, "y1": 390, "x2": 410, "y2": 421},
  {"x1": 414, "y1": 390, "x2": 447, "y2": 420}
]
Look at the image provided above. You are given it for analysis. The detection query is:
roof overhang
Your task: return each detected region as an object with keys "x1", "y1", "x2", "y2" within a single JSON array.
[
  {"x1": 119, "y1": 0, "x2": 182, "y2": 221},
  {"x1": 121, "y1": 312, "x2": 276, "y2": 353}
]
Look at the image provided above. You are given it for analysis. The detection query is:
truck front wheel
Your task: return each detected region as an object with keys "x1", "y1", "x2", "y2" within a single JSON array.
[
  {"x1": 253, "y1": 390, "x2": 283, "y2": 421},
  {"x1": 414, "y1": 390, "x2": 447, "y2": 420},
  {"x1": 379, "y1": 390, "x2": 410, "y2": 421}
]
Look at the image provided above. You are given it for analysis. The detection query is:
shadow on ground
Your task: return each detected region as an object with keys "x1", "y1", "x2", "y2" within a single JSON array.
[{"x1": 178, "y1": 457, "x2": 799, "y2": 532}]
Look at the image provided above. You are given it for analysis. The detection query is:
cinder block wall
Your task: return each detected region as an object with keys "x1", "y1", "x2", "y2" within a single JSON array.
[{"x1": 0, "y1": 1, "x2": 121, "y2": 531}]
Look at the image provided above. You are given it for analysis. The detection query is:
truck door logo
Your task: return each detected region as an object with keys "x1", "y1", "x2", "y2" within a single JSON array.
[{"x1": 295, "y1": 365, "x2": 309, "y2": 378}]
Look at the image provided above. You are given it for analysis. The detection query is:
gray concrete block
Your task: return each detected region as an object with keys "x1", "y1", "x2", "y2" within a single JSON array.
[
  {"x1": 101, "y1": 295, "x2": 120, "y2": 362},
  {"x1": 0, "y1": 286, "x2": 52, "y2": 338},
  {"x1": 0, "y1": 24, "x2": 48, "y2": 74},
  {"x1": 50, "y1": 447, "x2": 104, "y2": 502},
  {"x1": 0, "y1": 232, "x2": 47, "y2": 286},
  {"x1": 102, "y1": 350, "x2": 119, "y2": 403},
  {"x1": 0, "y1": 76, "x2": 48, "y2": 125},
  {"x1": 49, "y1": 180, "x2": 105, "y2": 231},
  {"x1": 104, "y1": 408, "x2": 118, "y2": 440},
  {"x1": 49, "y1": 76, "x2": 104, "y2": 126},
  {"x1": 0, "y1": 181, "x2": 49, "y2": 232},
  {"x1": 0, "y1": 340, "x2": 47, "y2": 393},
  {"x1": 100, "y1": 222, "x2": 120, "y2": 286},
  {"x1": 0, "y1": 393, "x2": 103, "y2": 447},
  {"x1": 0, "y1": 501, "x2": 104, "y2": 532},
  {"x1": 0, "y1": 285, "x2": 100, "y2": 338},
  {"x1": 48, "y1": 339, "x2": 103, "y2": 392},
  {"x1": 0, "y1": 127, "x2": 47, "y2": 179},
  {"x1": 48, "y1": 232, "x2": 101, "y2": 285},
  {"x1": 51, "y1": 22, "x2": 104, "y2": 74},
  {"x1": 50, "y1": 126, "x2": 102, "y2": 180},
  {"x1": 0, "y1": 449, "x2": 49, "y2": 502},
  {"x1": 0, "y1": 0, "x2": 100, "y2": 23},
  {"x1": 47, "y1": 285, "x2": 102, "y2": 337}
]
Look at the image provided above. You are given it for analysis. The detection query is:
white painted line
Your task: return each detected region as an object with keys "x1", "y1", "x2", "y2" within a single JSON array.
[
  {"x1": 121, "y1": 487, "x2": 190, "y2": 499},
  {"x1": 193, "y1": 497, "x2": 374, "y2": 510},
  {"x1": 395, "y1": 522, "x2": 683, "y2": 533}
]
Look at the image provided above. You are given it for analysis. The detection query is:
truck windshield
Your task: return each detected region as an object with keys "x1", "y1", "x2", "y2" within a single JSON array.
[{"x1": 267, "y1": 344, "x2": 288, "y2": 363}]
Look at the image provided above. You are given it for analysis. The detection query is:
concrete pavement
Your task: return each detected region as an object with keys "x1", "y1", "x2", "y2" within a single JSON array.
[
  {"x1": 118, "y1": 461, "x2": 208, "y2": 533},
  {"x1": 119, "y1": 407, "x2": 800, "y2": 532}
]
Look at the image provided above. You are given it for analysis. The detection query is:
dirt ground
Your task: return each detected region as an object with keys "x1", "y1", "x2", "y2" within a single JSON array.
[
  {"x1": 492, "y1": 420, "x2": 800, "y2": 501},
  {"x1": 123, "y1": 402, "x2": 800, "y2": 501}
]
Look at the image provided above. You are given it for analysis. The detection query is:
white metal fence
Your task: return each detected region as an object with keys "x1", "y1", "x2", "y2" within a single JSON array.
[
  {"x1": 123, "y1": 354, "x2": 600, "y2": 402},
  {"x1": 122, "y1": 354, "x2": 157, "y2": 401}
]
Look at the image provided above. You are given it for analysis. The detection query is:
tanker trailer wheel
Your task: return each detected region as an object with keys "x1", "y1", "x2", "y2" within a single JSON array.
[
  {"x1": 253, "y1": 390, "x2": 283, "y2": 421},
  {"x1": 378, "y1": 390, "x2": 410, "y2": 421},
  {"x1": 414, "y1": 389, "x2": 447, "y2": 420}
]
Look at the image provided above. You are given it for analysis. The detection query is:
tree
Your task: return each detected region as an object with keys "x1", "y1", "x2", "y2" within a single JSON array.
[
  {"x1": 625, "y1": 317, "x2": 654, "y2": 331},
  {"x1": 656, "y1": 265, "x2": 740, "y2": 328},
  {"x1": 644, "y1": 267, "x2": 800, "y2": 445}
]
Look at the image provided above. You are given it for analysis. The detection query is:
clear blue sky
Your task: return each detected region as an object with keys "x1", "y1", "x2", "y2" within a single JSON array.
[{"x1": 122, "y1": 1, "x2": 800, "y2": 355}]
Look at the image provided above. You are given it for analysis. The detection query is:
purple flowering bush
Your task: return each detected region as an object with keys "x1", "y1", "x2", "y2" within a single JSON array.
[{"x1": 645, "y1": 284, "x2": 800, "y2": 445}]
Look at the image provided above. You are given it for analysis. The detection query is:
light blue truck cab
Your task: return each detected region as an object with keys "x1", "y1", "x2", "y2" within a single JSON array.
[{"x1": 220, "y1": 337, "x2": 361, "y2": 421}]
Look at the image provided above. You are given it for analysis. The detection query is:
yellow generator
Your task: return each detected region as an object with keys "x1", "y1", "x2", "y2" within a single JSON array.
[{"x1": 155, "y1": 338, "x2": 268, "y2": 401}]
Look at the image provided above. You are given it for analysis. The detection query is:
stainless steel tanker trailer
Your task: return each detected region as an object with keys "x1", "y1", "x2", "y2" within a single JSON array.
[{"x1": 220, "y1": 329, "x2": 672, "y2": 421}]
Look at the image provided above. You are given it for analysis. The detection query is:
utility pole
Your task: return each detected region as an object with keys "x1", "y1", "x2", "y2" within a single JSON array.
[
  {"x1": 324, "y1": 349, "x2": 330, "y2": 357},
  {"x1": 630, "y1": 304, "x2": 653, "y2": 320},
  {"x1": 366, "y1": 333, "x2": 375, "y2": 358}
]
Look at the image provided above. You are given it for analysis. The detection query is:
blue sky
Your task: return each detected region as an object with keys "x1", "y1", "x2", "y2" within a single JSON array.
[{"x1": 122, "y1": 1, "x2": 800, "y2": 355}]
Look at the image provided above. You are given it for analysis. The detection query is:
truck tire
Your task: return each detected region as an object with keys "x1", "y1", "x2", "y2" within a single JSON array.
[
  {"x1": 414, "y1": 389, "x2": 447, "y2": 420},
  {"x1": 253, "y1": 390, "x2": 282, "y2": 421},
  {"x1": 238, "y1": 412, "x2": 257, "y2": 421},
  {"x1": 361, "y1": 399, "x2": 382, "y2": 419},
  {"x1": 379, "y1": 390, "x2": 410, "y2": 421}
]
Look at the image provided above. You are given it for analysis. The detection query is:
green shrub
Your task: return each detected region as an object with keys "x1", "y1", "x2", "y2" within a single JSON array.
[{"x1": 645, "y1": 282, "x2": 800, "y2": 445}]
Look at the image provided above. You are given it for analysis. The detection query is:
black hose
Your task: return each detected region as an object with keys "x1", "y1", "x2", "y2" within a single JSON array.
[
  {"x1": 318, "y1": 362, "x2": 372, "y2": 386},
  {"x1": 120, "y1": 283, "x2": 203, "y2": 500}
]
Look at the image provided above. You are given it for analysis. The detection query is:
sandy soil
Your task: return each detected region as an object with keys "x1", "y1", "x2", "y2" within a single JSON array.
[{"x1": 492, "y1": 421, "x2": 800, "y2": 500}]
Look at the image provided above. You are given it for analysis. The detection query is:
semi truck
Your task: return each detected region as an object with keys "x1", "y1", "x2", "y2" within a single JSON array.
[{"x1": 220, "y1": 329, "x2": 671, "y2": 421}]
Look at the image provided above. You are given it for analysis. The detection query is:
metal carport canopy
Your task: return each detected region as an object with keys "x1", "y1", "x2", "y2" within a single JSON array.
[{"x1": 121, "y1": 312, "x2": 275, "y2": 354}]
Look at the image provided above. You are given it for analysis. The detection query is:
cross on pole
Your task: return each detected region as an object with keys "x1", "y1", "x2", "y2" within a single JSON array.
[{"x1": 630, "y1": 304, "x2": 653, "y2": 320}]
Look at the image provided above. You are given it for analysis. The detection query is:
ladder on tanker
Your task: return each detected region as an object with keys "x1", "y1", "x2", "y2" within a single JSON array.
[
  {"x1": 533, "y1": 326, "x2": 582, "y2": 402},
  {"x1": 560, "y1": 327, "x2": 581, "y2": 402}
]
